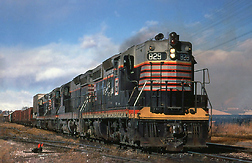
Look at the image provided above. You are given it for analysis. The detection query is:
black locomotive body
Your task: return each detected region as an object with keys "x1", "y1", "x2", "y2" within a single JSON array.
[{"x1": 35, "y1": 32, "x2": 211, "y2": 151}]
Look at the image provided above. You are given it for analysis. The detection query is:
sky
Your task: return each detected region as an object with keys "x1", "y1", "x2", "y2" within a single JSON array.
[{"x1": 0, "y1": 0, "x2": 252, "y2": 112}]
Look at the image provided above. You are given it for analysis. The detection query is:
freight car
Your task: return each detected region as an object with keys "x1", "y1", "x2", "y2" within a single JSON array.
[
  {"x1": 21, "y1": 107, "x2": 35, "y2": 126},
  {"x1": 11, "y1": 110, "x2": 22, "y2": 123},
  {"x1": 35, "y1": 32, "x2": 212, "y2": 151},
  {"x1": 10, "y1": 107, "x2": 35, "y2": 126}
]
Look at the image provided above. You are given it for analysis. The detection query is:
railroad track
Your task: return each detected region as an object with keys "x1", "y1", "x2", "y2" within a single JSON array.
[
  {"x1": 4, "y1": 136, "x2": 252, "y2": 163},
  {"x1": 207, "y1": 142, "x2": 252, "y2": 153},
  {"x1": 187, "y1": 143, "x2": 252, "y2": 163},
  {"x1": 1, "y1": 135, "x2": 151, "y2": 163},
  {"x1": 2, "y1": 123, "x2": 252, "y2": 163}
]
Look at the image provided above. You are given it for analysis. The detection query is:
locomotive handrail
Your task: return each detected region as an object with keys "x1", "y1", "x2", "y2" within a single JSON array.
[
  {"x1": 195, "y1": 68, "x2": 210, "y2": 86},
  {"x1": 190, "y1": 80, "x2": 213, "y2": 137},
  {"x1": 79, "y1": 95, "x2": 89, "y2": 112},
  {"x1": 128, "y1": 86, "x2": 137, "y2": 104},
  {"x1": 201, "y1": 85, "x2": 213, "y2": 137},
  {"x1": 150, "y1": 79, "x2": 212, "y2": 113},
  {"x1": 133, "y1": 81, "x2": 147, "y2": 117}
]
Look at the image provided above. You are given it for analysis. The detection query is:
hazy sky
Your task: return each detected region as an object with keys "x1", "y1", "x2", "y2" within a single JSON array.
[{"x1": 0, "y1": 0, "x2": 252, "y2": 111}]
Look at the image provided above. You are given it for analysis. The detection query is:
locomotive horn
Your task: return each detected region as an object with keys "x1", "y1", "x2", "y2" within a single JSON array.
[{"x1": 155, "y1": 33, "x2": 164, "y2": 40}]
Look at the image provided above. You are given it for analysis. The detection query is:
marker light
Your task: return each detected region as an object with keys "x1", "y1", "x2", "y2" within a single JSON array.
[
  {"x1": 185, "y1": 46, "x2": 192, "y2": 52},
  {"x1": 149, "y1": 45, "x2": 155, "y2": 51},
  {"x1": 169, "y1": 32, "x2": 179, "y2": 46}
]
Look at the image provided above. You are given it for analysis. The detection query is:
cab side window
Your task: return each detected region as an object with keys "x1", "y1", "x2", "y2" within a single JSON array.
[{"x1": 123, "y1": 54, "x2": 134, "y2": 75}]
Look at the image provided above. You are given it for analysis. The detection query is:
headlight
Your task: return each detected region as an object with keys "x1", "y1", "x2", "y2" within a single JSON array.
[
  {"x1": 170, "y1": 53, "x2": 176, "y2": 59},
  {"x1": 169, "y1": 48, "x2": 176, "y2": 60},
  {"x1": 170, "y1": 48, "x2": 175, "y2": 53}
]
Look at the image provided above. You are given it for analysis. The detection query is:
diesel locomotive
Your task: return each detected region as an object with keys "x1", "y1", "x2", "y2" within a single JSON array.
[{"x1": 33, "y1": 32, "x2": 211, "y2": 151}]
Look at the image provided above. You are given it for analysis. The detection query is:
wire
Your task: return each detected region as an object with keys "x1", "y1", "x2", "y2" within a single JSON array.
[
  {"x1": 190, "y1": 0, "x2": 252, "y2": 51},
  {"x1": 191, "y1": 0, "x2": 251, "y2": 36},
  {"x1": 207, "y1": 30, "x2": 252, "y2": 50}
]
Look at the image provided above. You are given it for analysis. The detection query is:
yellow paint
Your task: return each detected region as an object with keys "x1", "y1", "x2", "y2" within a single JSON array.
[{"x1": 132, "y1": 107, "x2": 209, "y2": 120}]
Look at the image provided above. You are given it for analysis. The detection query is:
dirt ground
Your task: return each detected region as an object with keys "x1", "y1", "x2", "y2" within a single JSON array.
[
  {"x1": 0, "y1": 122, "x2": 177, "y2": 163},
  {"x1": 1, "y1": 120, "x2": 252, "y2": 163},
  {"x1": 0, "y1": 138, "x2": 124, "y2": 163},
  {"x1": 0, "y1": 122, "x2": 94, "y2": 163}
]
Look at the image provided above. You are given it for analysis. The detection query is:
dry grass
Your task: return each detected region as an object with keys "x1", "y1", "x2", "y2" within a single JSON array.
[
  {"x1": 211, "y1": 122, "x2": 252, "y2": 146},
  {"x1": 212, "y1": 122, "x2": 252, "y2": 138},
  {"x1": 0, "y1": 122, "x2": 76, "y2": 144}
]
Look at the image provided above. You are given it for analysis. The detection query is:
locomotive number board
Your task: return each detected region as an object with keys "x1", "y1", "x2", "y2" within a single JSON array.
[
  {"x1": 178, "y1": 53, "x2": 190, "y2": 61},
  {"x1": 147, "y1": 52, "x2": 167, "y2": 61}
]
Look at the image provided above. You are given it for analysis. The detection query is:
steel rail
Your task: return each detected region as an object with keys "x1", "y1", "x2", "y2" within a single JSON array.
[
  {"x1": 206, "y1": 142, "x2": 250, "y2": 152},
  {"x1": 1, "y1": 135, "x2": 150, "y2": 163},
  {"x1": 188, "y1": 143, "x2": 252, "y2": 163},
  {"x1": 188, "y1": 151, "x2": 252, "y2": 163}
]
